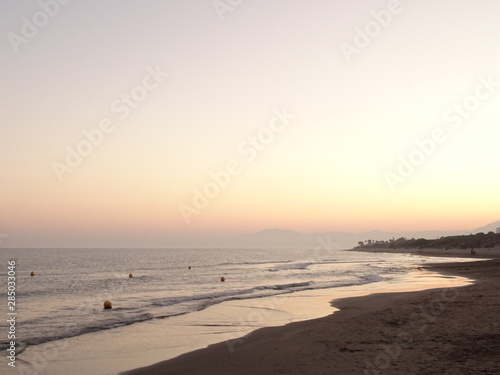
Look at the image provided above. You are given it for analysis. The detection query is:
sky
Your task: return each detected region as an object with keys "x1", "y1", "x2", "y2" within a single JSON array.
[{"x1": 1, "y1": 0, "x2": 499, "y2": 247}]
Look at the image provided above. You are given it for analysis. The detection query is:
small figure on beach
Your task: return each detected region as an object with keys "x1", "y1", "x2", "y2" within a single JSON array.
[{"x1": 470, "y1": 249, "x2": 476, "y2": 255}]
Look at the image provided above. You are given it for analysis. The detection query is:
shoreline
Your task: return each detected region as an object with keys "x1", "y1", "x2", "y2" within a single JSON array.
[
  {"x1": 122, "y1": 257, "x2": 499, "y2": 375},
  {"x1": 12, "y1": 252, "x2": 473, "y2": 375},
  {"x1": 348, "y1": 246, "x2": 500, "y2": 259}
]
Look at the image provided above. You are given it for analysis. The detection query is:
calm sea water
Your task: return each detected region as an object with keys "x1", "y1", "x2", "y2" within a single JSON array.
[{"x1": 0, "y1": 248, "x2": 461, "y2": 354}]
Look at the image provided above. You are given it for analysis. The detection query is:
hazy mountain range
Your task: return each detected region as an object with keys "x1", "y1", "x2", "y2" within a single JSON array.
[{"x1": 227, "y1": 221, "x2": 500, "y2": 250}]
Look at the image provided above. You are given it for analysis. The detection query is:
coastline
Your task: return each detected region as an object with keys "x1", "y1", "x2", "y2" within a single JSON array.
[
  {"x1": 122, "y1": 256, "x2": 500, "y2": 375},
  {"x1": 12, "y1": 251, "x2": 474, "y2": 375},
  {"x1": 349, "y1": 246, "x2": 500, "y2": 259}
]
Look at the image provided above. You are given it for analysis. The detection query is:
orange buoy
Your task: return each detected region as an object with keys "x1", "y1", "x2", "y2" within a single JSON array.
[
  {"x1": 103, "y1": 301, "x2": 112, "y2": 309},
  {"x1": 30, "y1": 271, "x2": 35, "y2": 277},
  {"x1": 129, "y1": 273, "x2": 133, "y2": 278},
  {"x1": 220, "y1": 277, "x2": 225, "y2": 282}
]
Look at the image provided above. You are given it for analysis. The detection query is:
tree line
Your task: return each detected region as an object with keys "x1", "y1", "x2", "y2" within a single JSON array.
[{"x1": 356, "y1": 231, "x2": 500, "y2": 250}]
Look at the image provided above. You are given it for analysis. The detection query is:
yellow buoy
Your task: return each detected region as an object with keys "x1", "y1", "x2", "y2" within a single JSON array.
[
  {"x1": 129, "y1": 273, "x2": 133, "y2": 278},
  {"x1": 103, "y1": 301, "x2": 112, "y2": 309},
  {"x1": 220, "y1": 277, "x2": 225, "y2": 282},
  {"x1": 30, "y1": 272, "x2": 35, "y2": 277}
]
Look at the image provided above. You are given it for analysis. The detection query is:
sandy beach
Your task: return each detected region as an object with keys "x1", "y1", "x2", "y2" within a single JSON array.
[
  {"x1": 4, "y1": 1, "x2": 500, "y2": 374},
  {"x1": 352, "y1": 247, "x2": 500, "y2": 259},
  {"x1": 123, "y1": 255, "x2": 500, "y2": 375}
]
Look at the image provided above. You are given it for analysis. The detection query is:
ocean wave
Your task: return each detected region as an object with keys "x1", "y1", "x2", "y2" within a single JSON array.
[
  {"x1": 7, "y1": 275, "x2": 386, "y2": 350},
  {"x1": 268, "y1": 262, "x2": 314, "y2": 272},
  {"x1": 0, "y1": 341, "x2": 28, "y2": 354},
  {"x1": 2, "y1": 312, "x2": 164, "y2": 348},
  {"x1": 1, "y1": 248, "x2": 416, "y2": 353},
  {"x1": 219, "y1": 260, "x2": 293, "y2": 266},
  {"x1": 254, "y1": 281, "x2": 312, "y2": 290}
]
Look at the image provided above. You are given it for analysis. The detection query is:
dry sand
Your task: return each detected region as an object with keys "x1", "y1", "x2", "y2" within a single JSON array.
[{"x1": 123, "y1": 257, "x2": 500, "y2": 375}]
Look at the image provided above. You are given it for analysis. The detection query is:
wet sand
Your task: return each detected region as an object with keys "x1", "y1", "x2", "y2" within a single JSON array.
[
  {"x1": 14, "y1": 256, "x2": 472, "y2": 375},
  {"x1": 122, "y1": 258, "x2": 500, "y2": 375}
]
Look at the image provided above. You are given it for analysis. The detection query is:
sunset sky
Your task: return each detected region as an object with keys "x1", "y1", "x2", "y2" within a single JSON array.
[{"x1": 1, "y1": 0, "x2": 499, "y2": 247}]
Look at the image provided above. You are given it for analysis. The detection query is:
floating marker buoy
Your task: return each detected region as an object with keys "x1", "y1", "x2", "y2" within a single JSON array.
[
  {"x1": 103, "y1": 301, "x2": 112, "y2": 309},
  {"x1": 129, "y1": 273, "x2": 133, "y2": 278},
  {"x1": 30, "y1": 272, "x2": 35, "y2": 277},
  {"x1": 188, "y1": 266, "x2": 191, "y2": 270},
  {"x1": 220, "y1": 277, "x2": 225, "y2": 282}
]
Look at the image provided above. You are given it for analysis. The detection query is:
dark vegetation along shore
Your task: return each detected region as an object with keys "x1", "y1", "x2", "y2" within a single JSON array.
[{"x1": 355, "y1": 231, "x2": 500, "y2": 251}]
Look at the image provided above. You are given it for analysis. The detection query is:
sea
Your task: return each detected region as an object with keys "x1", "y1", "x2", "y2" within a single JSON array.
[{"x1": 0, "y1": 248, "x2": 474, "y2": 375}]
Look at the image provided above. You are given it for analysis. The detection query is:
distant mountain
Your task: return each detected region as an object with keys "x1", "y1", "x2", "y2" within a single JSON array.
[
  {"x1": 472, "y1": 221, "x2": 500, "y2": 234},
  {"x1": 228, "y1": 221, "x2": 500, "y2": 249},
  {"x1": 230, "y1": 228, "x2": 318, "y2": 248}
]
